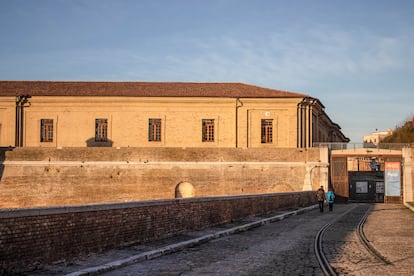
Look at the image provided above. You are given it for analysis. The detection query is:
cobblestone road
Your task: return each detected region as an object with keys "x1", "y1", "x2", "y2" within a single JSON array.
[
  {"x1": 33, "y1": 203, "x2": 414, "y2": 275},
  {"x1": 101, "y1": 207, "x2": 327, "y2": 275},
  {"x1": 102, "y1": 204, "x2": 413, "y2": 276}
]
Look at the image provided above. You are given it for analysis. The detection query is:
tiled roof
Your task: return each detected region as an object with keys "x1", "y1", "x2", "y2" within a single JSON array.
[{"x1": 0, "y1": 81, "x2": 307, "y2": 98}]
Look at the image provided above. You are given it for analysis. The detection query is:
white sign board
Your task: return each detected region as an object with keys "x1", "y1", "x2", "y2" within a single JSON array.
[{"x1": 356, "y1": 181, "x2": 368, "y2": 193}]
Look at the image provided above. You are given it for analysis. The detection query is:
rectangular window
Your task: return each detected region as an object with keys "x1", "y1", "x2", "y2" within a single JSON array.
[
  {"x1": 95, "y1": 118, "x2": 108, "y2": 142},
  {"x1": 202, "y1": 119, "x2": 215, "y2": 142},
  {"x1": 148, "y1": 118, "x2": 161, "y2": 142},
  {"x1": 261, "y1": 119, "x2": 273, "y2": 144},
  {"x1": 356, "y1": 181, "x2": 368, "y2": 193},
  {"x1": 40, "y1": 119, "x2": 54, "y2": 142}
]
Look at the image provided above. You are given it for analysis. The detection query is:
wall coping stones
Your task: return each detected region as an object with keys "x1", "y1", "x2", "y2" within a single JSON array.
[{"x1": 0, "y1": 192, "x2": 308, "y2": 219}]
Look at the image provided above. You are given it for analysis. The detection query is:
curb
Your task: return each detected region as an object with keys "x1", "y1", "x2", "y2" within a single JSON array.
[{"x1": 65, "y1": 204, "x2": 318, "y2": 276}]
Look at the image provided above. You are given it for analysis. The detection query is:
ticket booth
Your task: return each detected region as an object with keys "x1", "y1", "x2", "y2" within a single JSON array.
[{"x1": 349, "y1": 171, "x2": 384, "y2": 202}]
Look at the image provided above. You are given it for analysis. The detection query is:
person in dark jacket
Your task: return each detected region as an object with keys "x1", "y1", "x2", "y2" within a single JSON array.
[
  {"x1": 316, "y1": 185, "x2": 326, "y2": 212},
  {"x1": 326, "y1": 187, "x2": 335, "y2": 211}
]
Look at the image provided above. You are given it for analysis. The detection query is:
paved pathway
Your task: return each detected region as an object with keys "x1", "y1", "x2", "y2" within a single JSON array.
[{"x1": 31, "y1": 203, "x2": 414, "y2": 275}]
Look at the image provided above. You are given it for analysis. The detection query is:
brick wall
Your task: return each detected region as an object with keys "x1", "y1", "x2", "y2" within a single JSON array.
[
  {"x1": 0, "y1": 147, "x2": 325, "y2": 208},
  {"x1": 0, "y1": 192, "x2": 316, "y2": 274}
]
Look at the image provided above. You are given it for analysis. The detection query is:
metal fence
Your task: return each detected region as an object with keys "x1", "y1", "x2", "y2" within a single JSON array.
[{"x1": 313, "y1": 142, "x2": 413, "y2": 151}]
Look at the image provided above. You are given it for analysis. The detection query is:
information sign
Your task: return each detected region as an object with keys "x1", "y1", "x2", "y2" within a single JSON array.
[{"x1": 385, "y1": 162, "x2": 401, "y2": 196}]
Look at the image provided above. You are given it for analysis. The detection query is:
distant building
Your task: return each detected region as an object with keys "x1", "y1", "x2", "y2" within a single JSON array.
[
  {"x1": 363, "y1": 129, "x2": 393, "y2": 145},
  {"x1": 0, "y1": 81, "x2": 349, "y2": 148}
]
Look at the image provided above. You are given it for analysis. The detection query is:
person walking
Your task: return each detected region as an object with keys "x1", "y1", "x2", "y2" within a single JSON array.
[
  {"x1": 316, "y1": 185, "x2": 326, "y2": 212},
  {"x1": 326, "y1": 187, "x2": 335, "y2": 211}
]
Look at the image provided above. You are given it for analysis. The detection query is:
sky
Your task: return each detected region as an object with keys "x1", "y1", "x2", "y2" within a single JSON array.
[{"x1": 1, "y1": 0, "x2": 413, "y2": 143}]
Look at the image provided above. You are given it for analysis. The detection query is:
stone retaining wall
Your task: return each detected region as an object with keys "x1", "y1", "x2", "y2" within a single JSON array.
[{"x1": 0, "y1": 147, "x2": 326, "y2": 208}]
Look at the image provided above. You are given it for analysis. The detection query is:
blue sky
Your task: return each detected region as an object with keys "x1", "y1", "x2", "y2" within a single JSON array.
[{"x1": 1, "y1": 0, "x2": 413, "y2": 143}]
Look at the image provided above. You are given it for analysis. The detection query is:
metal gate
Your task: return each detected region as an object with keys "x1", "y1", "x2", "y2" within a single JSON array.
[{"x1": 330, "y1": 155, "x2": 348, "y2": 201}]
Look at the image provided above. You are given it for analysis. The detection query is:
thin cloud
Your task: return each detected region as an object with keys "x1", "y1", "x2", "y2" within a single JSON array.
[{"x1": 122, "y1": 27, "x2": 412, "y2": 89}]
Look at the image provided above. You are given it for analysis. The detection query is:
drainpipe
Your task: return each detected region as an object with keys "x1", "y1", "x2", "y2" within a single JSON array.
[
  {"x1": 298, "y1": 97, "x2": 310, "y2": 148},
  {"x1": 235, "y1": 98, "x2": 243, "y2": 148},
  {"x1": 15, "y1": 95, "x2": 31, "y2": 147},
  {"x1": 307, "y1": 98, "x2": 317, "y2": 148},
  {"x1": 305, "y1": 101, "x2": 308, "y2": 147},
  {"x1": 307, "y1": 99, "x2": 313, "y2": 148},
  {"x1": 297, "y1": 99, "x2": 304, "y2": 148},
  {"x1": 298, "y1": 98, "x2": 306, "y2": 148}
]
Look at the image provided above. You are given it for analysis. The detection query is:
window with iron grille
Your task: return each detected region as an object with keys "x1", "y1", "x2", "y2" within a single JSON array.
[
  {"x1": 202, "y1": 119, "x2": 215, "y2": 142},
  {"x1": 40, "y1": 119, "x2": 53, "y2": 142},
  {"x1": 261, "y1": 119, "x2": 273, "y2": 144},
  {"x1": 148, "y1": 118, "x2": 161, "y2": 142},
  {"x1": 95, "y1": 118, "x2": 108, "y2": 142}
]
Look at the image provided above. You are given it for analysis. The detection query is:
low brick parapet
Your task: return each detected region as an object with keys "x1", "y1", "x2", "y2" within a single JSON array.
[{"x1": 0, "y1": 192, "x2": 316, "y2": 274}]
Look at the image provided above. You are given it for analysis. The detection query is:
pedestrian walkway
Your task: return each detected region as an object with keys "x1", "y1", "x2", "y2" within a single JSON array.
[
  {"x1": 29, "y1": 203, "x2": 414, "y2": 276},
  {"x1": 30, "y1": 205, "x2": 318, "y2": 275},
  {"x1": 361, "y1": 203, "x2": 414, "y2": 275}
]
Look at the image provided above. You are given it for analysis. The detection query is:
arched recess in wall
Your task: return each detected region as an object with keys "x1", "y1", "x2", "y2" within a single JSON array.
[{"x1": 175, "y1": 181, "x2": 195, "y2": 198}]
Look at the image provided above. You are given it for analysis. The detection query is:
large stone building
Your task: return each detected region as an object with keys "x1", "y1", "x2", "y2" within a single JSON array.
[{"x1": 0, "y1": 81, "x2": 348, "y2": 148}]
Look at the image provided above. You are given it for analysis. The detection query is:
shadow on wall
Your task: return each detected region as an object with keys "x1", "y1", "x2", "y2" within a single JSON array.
[{"x1": 86, "y1": 138, "x2": 113, "y2": 147}]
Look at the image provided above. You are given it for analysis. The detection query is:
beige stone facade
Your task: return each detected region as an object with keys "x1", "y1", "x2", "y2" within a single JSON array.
[
  {"x1": 0, "y1": 81, "x2": 347, "y2": 209},
  {"x1": 0, "y1": 81, "x2": 348, "y2": 148},
  {"x1": 0, "y1": 147, "x2": 326, "y2": 208},
  {"x1": 0, "y1": 96, "x2": 15, "y2": 146}
]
